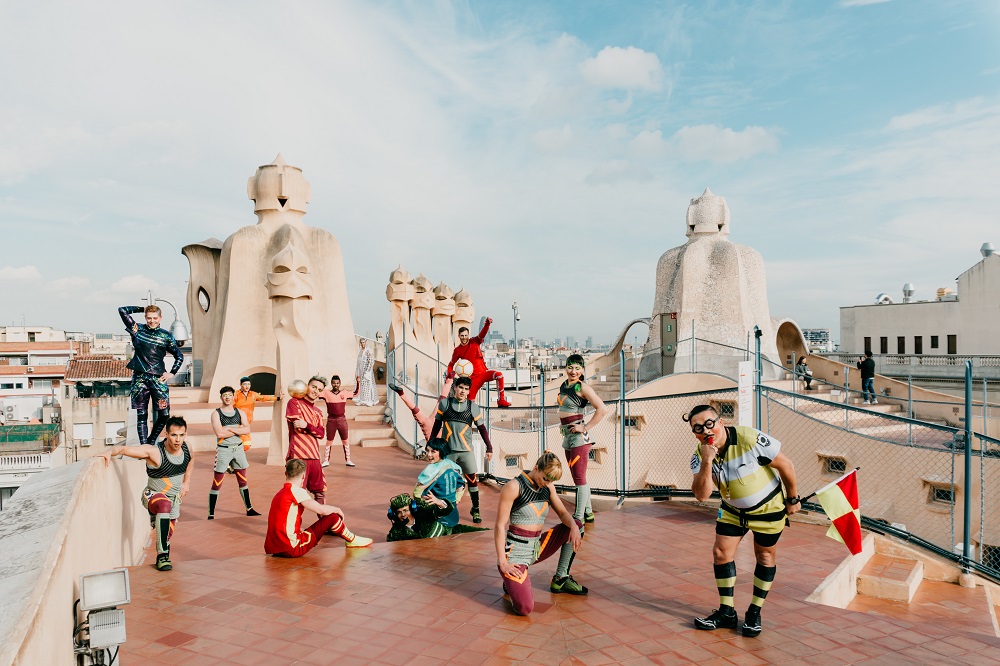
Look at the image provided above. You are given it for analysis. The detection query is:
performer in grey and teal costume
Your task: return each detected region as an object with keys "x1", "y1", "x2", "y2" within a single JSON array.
[
  {"x1": 119, "y1": 305, "x2": 183, "y2": 445},
  {"x1": 413, "y1": 438, "x2": 466, "y2": 528},
  {"x1": 429, "y1": 376, "x2": 493, "y2": 524}
]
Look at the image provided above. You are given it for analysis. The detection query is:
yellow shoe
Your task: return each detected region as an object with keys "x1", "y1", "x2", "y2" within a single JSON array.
[{"x1": 346, "y1": 535, "x2": 373, "y2": 548}]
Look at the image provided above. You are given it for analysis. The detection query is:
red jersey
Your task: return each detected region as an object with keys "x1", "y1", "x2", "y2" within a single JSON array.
[
  {"x1": 265, "y1": 482, "x2": 314, "y2": 554},
  {"x1": 448, "y1": 319, "x2": 490, "y2": 374},
  {"x1": 318, "y1": 388, "x2": 357, "y2": 419},
  {"x1": 285, "y1": 397, "x2": 324, "y2": 460}
]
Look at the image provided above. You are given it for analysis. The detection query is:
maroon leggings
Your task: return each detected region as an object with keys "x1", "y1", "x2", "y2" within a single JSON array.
[
  {"x1": 498, "y1": 519, "x2": 582, "y2": 615},
  {"x1": 566, "y1": 445, "x2": 591, "y2": 485},
  {"x1": 272, "y1": 512, "x2": 347, "y2": 558}
]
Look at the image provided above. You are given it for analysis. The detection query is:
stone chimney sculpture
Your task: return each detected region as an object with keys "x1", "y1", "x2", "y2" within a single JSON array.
[
  {"x1": 644, "y1": 188, "x2": 781, "y2": 378},
  {"x1": 182, "y1": 155, "x2": 359, "y2": 464}
]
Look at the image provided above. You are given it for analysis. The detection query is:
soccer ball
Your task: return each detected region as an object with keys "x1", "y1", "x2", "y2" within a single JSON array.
[
  {"x1": 453, "y1": 359, "x2": 474, "y2": 378},
  {"x1": 287, "y1": 379, "x2": 308, "y2": 398}
]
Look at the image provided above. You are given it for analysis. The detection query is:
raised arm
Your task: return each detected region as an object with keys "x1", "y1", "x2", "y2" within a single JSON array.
[
  {"x1": 118, "y1": 306, "x2": 143, "y2": 334},
  {"x1": 474, "y1": 317, "x2": 492, "y2": 343}
]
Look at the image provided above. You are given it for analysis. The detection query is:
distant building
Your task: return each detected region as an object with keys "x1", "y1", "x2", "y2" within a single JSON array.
[
  {"x1": 0, "y1": 326, "x2": 67, "y2": 343},
  {"x1": 61, "y1": 355, "x2": 132, "y2": 460},
  {"x1": 0, "y1": 340, "x2": 86, "y2": 422},
  {"x1": 484, "y1": 329, "x2": 505, "y2": 346},
  {"x1": 840, "y1": 248, "x2": 1000, "y2": 355},
  {"x1": 802, "y1": 329, "x2": 832, "y2": 353},
  {"x1": 585, "y1": 336, "x2": 594, "y2": 349}
]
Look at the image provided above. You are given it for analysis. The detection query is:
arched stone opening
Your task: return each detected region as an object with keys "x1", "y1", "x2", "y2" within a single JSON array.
[
  {"x1": 775, "y1": 320, "x2": 808, "y2": 373},
  {"x1": 240, "y1": 366, "x2": 277, "y2": 396}
]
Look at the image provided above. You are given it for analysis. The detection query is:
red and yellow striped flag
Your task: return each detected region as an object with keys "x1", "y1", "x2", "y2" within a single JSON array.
[{"x1": 815, "y1": 468, "x2": 863, "y2": 555}]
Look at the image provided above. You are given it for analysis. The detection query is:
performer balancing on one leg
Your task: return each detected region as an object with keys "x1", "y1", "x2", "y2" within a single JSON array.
[
  {"x1": 98, "y1": 416, "x2": 192, "y2": 571},
  {"x1": 265, "y1": 458, "x2": 372, "y2": 557},
  {"x1": 687, "y1": 405, "x2": 801, "y2": 638},
  {"x1": 285, "y1": 376, "x2": 329, "y2": 504},
  {"x1": 430, "y1": 377, "x2": 493, "y2": 523},
  {"x1": 118, "y1": 304, "x2": 183, "y2": 445},
  {"x1": 447, "y1": 317, "x2": 511, "y2": 408},
  {"x1": 318, "y1": 375, "x2": 357, "y2": 468},
  {"x1": 208, "y1": 386, "x2": 261, "y2": 519},
  {"x1": 389, "y1": 375, "x2": 454, "y2": 445},
  {"x1": 557, "y1": 354, "x2": 607, "y2": 527},
  {"x1": 495, "y1": 452, "x2": 586, "y2": 615}
]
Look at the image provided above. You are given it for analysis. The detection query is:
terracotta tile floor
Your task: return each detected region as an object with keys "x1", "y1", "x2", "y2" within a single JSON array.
[{"x1": 120, "y1": 446, "x2": 1000, "y2": 665}]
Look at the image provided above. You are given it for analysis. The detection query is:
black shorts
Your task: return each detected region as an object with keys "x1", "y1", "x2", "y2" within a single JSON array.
[{"x1": 715, "y1": 521, "x2": 783, "y2": 547}]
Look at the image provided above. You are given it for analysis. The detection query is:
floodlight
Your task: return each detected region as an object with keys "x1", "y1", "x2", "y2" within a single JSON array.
[{"x1": 79, "y1": 568, "x2": 130, "y2": 612}]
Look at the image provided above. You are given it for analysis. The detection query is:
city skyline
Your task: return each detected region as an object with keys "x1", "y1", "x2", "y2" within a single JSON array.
[{"x1": 1, "y1": 1, "x2": 998, "y2": 343}]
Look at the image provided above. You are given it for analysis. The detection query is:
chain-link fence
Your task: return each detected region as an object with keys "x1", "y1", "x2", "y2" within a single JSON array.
[
  {"x1": 384, "y1": 340, "x2": 1000, "y2": 583},
  {"x1": 0, "y1": 424, "x2": 60, "y2": 454}
]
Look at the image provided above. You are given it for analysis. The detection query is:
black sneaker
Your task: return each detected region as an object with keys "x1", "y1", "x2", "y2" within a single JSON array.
[
  {"x1": 155, "y1": 553, "x2": 173, "y2": 572},
  {"x1": 694, "y1": 606, "x2": 738, "y2": 630},
  {"x1": 471, "y1": 507, "x2": 482, "y2": 524},
  {"x1": 550, "y1": 575, "x2": 588, "y2": 595},
  {"x1": 246, "y1": 508, "x2": 261, "y2": 517},
  {"x1": 741, "y1": 608, "x2": 762, "y2": 637}
]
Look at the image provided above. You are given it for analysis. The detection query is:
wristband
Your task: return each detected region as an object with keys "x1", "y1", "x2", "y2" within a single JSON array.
[{"x1": 785, "y1": 496, "x2": 800, "y2": 506}]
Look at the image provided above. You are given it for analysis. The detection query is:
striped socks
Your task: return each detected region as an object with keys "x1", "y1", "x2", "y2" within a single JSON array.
[{"x1": 714, "y1": 561, "x2": 736, "y2": 609}]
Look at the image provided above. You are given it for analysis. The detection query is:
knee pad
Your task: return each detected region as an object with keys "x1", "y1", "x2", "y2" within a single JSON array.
[{"x1": 465, "y1": 473, "x2": 478, "y2": 488}]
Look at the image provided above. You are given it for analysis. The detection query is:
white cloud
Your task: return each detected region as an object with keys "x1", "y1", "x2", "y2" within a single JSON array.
[
  {"x1": 531, "y1": 125, "x2": 574, "y2": 153},
  {"x1": 579, "y1": 46, "x2": 663, "y2": 91},
  {"x1": 670, "y1": 125, "x2": 780, "y2": 163},
  {"x1": 629, "y1": 129, "x2": 668, "y2": 157},
  {"x1": 886, "y1": 97, "x2": 995, "y2": 132},
  {"x1": 0, "y1": 265, "x2": 42, "y2": 282},
  {"x1": 584, "y1": 160, "x2": 653, "y2": 185},
  {"x1": 45, "y1": 276, "x2": 92, "y2": 293},
  {"x1": 109, "y1": 274, "x2": 161, "y2": 294}
]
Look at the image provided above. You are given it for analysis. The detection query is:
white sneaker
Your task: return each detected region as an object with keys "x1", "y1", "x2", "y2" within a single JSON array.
[
  {"x1": 322, "y1": 459, "x2": 330, "y2": 468},
  {"x1": 863, "y1": 400, "x2": 870, "y2": 405},
  {"x1": 872, "y1": 398, "x2": 878, "y2": 404}
]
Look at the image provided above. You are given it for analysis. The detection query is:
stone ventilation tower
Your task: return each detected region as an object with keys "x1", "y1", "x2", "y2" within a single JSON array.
[
  {"x1": 643, "y1": 188, "x2": 782, "y2": 378},
  {"x1": 182, "y1": 154, "x2": 359, "y2": 464}
]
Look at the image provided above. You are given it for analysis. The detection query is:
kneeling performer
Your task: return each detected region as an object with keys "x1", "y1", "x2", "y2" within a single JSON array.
[{"x1": 495, "y1": 452, "x2": 586, "y2": 616}]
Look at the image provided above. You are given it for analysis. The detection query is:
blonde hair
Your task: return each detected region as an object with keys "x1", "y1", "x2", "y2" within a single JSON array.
[
  {"x1": 534, "y1": 451, "x2": 563, "y2": 483},
  {"x1": 144, "y1": 305, "x2": 161, "y2": 315}
]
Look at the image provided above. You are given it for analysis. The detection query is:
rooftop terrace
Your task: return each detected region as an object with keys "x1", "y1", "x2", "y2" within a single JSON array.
[{"x1": 118, "y1": 446, "x2": 1000, "y2": 665}]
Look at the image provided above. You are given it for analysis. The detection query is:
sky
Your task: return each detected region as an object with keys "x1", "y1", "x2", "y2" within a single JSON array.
[{"x1": 1, "y1": 0, "x2": 998, "y2": 346}]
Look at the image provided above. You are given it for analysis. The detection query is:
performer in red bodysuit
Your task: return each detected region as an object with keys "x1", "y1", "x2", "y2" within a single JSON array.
[{"x1": 446, "y1": 317, "x2": 511, "y2": 408}]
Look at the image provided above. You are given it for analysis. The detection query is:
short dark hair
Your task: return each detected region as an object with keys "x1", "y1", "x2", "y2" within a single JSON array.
[
  {"x1": 240, "y1": 376, "x2": 251, "y2": 384},
  {"x1": 285, "y1": 458, "x2": 307, "y2": 479},
  {"x1": 458, "y1": 326, "x2": 469, "y2": 335},
  {"x1": 454, "y1": 376, "x2": 472, "y2": 388},
  {"x1": 165, "y1": 416, "x2": 187, "y2": 432},
  {"x1": 330, "y1": 374, "x2": 341, "y2": 382},
  {"x1": 567, "y1": 354, "x2": 585, "y2": 368},
  {"x1": 426, "y1": 438, "x2": 449, "y2": 455},
  {"x1": 683, "y1": 404, "x2": 718, "y2": 423},
  {"x1": 864, "y1": 350, "x2": 873, "y2": 358},
  {"x1": 220, "y1": 386, "x2": 235, "y2": 396}
]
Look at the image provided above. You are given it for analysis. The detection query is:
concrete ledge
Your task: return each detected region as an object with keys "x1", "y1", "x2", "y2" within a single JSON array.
[
  {"x1": 858, "y1": 554, "x2": 923, "y2": 602},
  {"x1": 805, "y1": 533, "x2": 877, "y2": 608},
  {"x1": 0, "y1": 458, "x2": 148, "y2": 666}
]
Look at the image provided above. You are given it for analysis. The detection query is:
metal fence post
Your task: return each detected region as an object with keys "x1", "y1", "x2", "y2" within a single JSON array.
[
  {"x1": 754, "y1": 326, "x2": 762, "y2": 431},
  {"x1": 619, "y1": 348, "x2": 627, "y2": 497},
  {"x1": 413, "y1": 362, "x2": 419, "y2": 456},
  {"x1": 908, "y1": 375, "x2": 913, "y2": 446},
  {"x1": 963, "y1": 360, "x2": 973, "y2": 568},
  {"x1": 402, "y1": 327, "x2": 407, "y2": 386},
  {"x1": 844, "y1": 366, "x2": 850, "y2": 430},
  {"x1": 539, "y1": 364, "x2": 546, "y2": 453},
  {"x1": 984, "y1": 378, "x2": 989, "y2": 437}
]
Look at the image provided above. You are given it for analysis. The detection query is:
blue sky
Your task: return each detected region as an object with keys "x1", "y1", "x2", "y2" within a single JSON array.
[{"x1": 1, "y1": 0, "x2": 998, "y2": 346}]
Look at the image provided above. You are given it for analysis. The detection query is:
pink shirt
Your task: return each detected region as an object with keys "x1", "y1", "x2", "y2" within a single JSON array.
[{"x1": 318, "y1": 388, "x2": 357, "y2": 419}]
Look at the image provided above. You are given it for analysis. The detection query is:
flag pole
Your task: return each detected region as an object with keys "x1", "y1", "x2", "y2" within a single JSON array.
[{"x1": 799, "y1": 466, "x2": 860, "y2": 504}]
